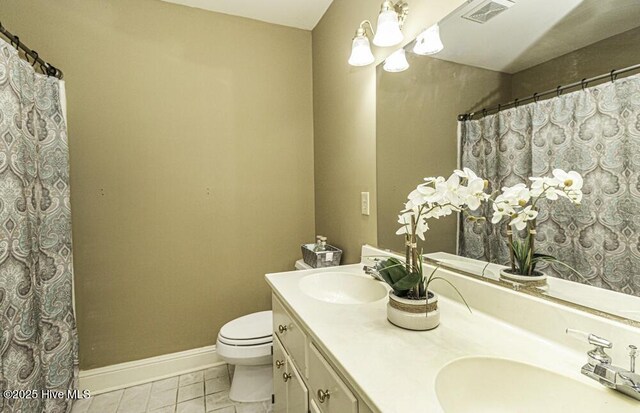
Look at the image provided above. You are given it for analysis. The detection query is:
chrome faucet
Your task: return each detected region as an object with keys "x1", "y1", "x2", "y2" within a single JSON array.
[
  {"x1": 567, "y1": 329, "x2": 640, "y2": 401},
  {"x1": 363, "y1": 259, "x2": 385, "y2": 282}
]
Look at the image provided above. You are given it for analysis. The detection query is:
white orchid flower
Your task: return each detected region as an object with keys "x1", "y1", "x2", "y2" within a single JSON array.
[
  {"x1": 408, "y1": 188, "x2": 428, "y2": 208},
  {"x1": 396, "y1": 208, "x2": 430, "y2": 240},
  {"x1": 509, "y1": 206, "x2": 538, "y2": 230},
  {"x1": 435, "y1": 173, "x2": 463, "y2": 206},
  {"x1": 491, "y1": 199, "x2": 515, "y2": 224},
  {"x1": 396, "y1": 212, "x2": 412, "y2": 236},
  {"x1": 460, "y1": 177, "x2": 486, "y2": 210},
  {"x1": 552, "y1": 169, "x2": 584, "y2": 205},
  {"x1": 500, "y1": 183, "x2": 531, "y2": 206},
  {"x1": 530, "y1": 176, "x2": 561, "y2": 200},
  {"x1": 552, "y1": 169, "x2": 583, "y2": 191},
  {"x1": 414, "y1": 216, "x2": 429, "y2": 240},
  {"x1": 397, "y1": 168, "x2": 488, "y2": 242},
  {"x1": 454, "y1": 167, "x2": 479, "y2": 181}
]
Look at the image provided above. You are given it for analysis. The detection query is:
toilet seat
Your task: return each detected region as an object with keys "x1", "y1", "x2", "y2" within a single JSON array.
[
  {"x1": 219, "y1": 310, "x2": 272, "y2": 343},
  {"x1": 217, "y1": 334, "x2": 272, "y2": 347}
]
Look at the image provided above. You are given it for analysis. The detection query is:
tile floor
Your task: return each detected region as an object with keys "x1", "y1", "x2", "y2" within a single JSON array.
[{"x1": 71, "y1": 364, "x2": 273, "y2": 413}]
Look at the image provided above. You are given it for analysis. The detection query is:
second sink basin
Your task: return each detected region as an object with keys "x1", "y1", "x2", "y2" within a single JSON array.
[
  {"x1": 436, "y1": 356, "x2": 637, "y2": 413},
  {"x1": 299, "y1": 271, "x2": 387, "y2": 304}
]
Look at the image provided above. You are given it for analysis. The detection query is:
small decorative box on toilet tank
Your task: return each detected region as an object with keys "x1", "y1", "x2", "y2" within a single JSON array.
[{"x1": 301, "y1": 244, "x2": 342, "y2": 268}]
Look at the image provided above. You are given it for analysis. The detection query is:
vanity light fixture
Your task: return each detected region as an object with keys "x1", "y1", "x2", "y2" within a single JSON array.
[
  {"x1": 373, "y1": 1, "x2": 409, "y2": 47},
  {"x1": 383, "y1": 48, "x2": 409, "y2": 73},
  {"x1": 348, "y1": 21, "x2": 376, "y2": 67},
  {"x1": 413, "y1": 23, "x2": 444, "y2": 56},
  {"x1": 348, "y1": 1, "x2": 409, "y2": 67}
]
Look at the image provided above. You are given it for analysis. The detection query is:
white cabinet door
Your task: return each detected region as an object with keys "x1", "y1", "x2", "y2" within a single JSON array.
[
  {"x1": 285, "y1": 353, "x2": 308, "y2": 413},
  {"x1": 272, "y1": 336, "x2": 287, "y2": 413},
  {"x1": 308, "y1": 343, "x2": 357, "y2": 413}
]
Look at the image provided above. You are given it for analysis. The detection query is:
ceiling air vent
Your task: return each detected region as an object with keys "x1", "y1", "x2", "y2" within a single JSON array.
[{"x1": 462, "y1": 0, "x2": 515, "y2": 24}]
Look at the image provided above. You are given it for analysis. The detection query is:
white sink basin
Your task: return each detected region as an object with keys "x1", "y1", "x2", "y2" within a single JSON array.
[
  {"x1": 298, "y1": 271, "x2": 387, "y2": 304},
  {"x1": 436, "y1": 357, "x2": 637, "y2": 413}
]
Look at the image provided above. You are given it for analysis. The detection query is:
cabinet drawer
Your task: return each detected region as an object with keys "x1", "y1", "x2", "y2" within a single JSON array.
[
  {"x1": 273, "y1": 295, "x2": 307, "y2": 376},
  {"x1": 308, "y1": 343, "x2": 357, "y2": 413}
]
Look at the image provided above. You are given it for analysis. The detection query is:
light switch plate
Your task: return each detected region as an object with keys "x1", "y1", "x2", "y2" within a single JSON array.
[{"x1": 361, "y1": 192, "x2": 370, "y2": 216}]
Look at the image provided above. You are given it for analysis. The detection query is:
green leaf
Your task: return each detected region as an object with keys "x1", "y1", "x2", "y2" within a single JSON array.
[
  {"x1": 391, "y1": 272, "x2": 422, "y2": 293},
  {"x1": 380, "y1": 258, "x2": 409, "y2": 284}
]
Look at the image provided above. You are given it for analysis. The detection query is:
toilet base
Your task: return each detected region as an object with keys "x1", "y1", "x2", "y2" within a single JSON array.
[{"x1": 229, "y1": 364, "x2": 273, "y2": 403}]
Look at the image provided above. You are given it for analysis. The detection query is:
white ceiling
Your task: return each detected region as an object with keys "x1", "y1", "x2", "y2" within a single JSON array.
[
  {"x1": 429, "y1": 0, "x2": 640, "y2": 73},
  {"x1": 159, "y1": 0, "x2": 334, "y2": 30}
]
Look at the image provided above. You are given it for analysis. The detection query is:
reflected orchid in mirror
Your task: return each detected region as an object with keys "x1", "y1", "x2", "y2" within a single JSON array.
[{"x1": 491, "y1": 168, "x2": 584, "y2": 277}]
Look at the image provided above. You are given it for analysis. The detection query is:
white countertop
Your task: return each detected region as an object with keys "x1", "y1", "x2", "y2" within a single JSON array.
[{"x1": 265, "y1": 261, "x2": 623, "y2": 413}]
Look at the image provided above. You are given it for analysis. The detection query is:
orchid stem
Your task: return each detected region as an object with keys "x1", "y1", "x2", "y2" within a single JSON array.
[{"x1": 507, "y1": 230, "x2": 516, "y2": 273}]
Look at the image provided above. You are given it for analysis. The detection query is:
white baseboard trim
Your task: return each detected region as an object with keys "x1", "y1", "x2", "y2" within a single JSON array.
[{"x1": 79, "y1": 345, "x2": 223, "y2": 395}]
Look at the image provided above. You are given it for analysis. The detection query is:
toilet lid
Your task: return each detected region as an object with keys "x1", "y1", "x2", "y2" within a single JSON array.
[{"x1": 219, "y1": 310, "x2": 273, "y2": 341}]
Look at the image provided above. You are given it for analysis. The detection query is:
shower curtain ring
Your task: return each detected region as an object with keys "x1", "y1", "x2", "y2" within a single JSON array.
[
  {"x1": 581, "y1": 78, "x2": 588, "y2": 90},
  {"x1": 514, "y1": 98, "x2": 519, "y2": 108},
  {"x1": 30, "y1": 51, "x2": 38, "y2": 67},
  {"x1": 556, "y1": 86, "x2": 563, "y2": 97},
  {"x1": 11, "y1": 35, "x2": 19, "y2": 49},
  {"x1": 482, "y1": 108, "x2": 487, "y2": 118},
  {"x1": 533, "y1": 93, "x2": 539, "y2": 103},
  {"x1": 610, "y1": 70, "x2": 618, "y2": 83}
]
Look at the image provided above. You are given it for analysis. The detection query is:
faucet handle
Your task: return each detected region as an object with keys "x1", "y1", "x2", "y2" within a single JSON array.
[
  {"x1": 629, "y1": 345, "x2": 637, "y2": 373},
  {"x1": 566, "y1": 329, "x2": 613, "y2": 348},
  {"x1": 566, "y1": 329, "x2": 613, "y2": 365}
]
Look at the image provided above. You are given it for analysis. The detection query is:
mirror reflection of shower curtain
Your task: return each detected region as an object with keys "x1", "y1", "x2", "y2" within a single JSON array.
[
  {"x1": 0, "y1": 39, "x2": 78, "y2": 412},
  {"x1": 459, "y1": 73, "x2": 640, "y2": 297}
]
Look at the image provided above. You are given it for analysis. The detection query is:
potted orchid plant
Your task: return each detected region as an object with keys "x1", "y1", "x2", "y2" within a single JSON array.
[
  {"x1": 377, "y1": 168, "x2": 488, "y2": 331},
  {"x1": 491, "y1": 169, "x2": 584, "y2": 287}
]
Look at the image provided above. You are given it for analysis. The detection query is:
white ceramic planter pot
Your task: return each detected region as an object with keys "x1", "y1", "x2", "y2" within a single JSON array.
[
  {"x1": 387, "y1": 291, "x2": 440, "y2": 331},
  {"x1": 500, "y1": 269, "x2": 548, "y2": 289}
]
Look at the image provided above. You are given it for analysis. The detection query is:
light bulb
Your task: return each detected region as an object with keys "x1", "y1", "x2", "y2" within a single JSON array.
[
  {"x1": 383, "y1": 49, "x2": 409, "y2": 73},
  {"x1": 413, "y1": 24, "x2": 444, "y2": 56},
  {"x1": 373, "y1": 9, "x2": 404, "y2": 47},
  {"x1": 348, "y1": 32, "x2": 375, "y2": 67}
]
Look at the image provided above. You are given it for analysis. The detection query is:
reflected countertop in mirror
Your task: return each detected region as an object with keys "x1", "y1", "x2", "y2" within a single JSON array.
[{"x1": 425, "y1": 252, "x2": 640, "y2": 325}]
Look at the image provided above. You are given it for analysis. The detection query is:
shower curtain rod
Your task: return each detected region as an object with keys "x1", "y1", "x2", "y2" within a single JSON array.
[
  {"x1": 0, "y1": 21, "x2": 63, "y2": 79},
  {"x1": 458, "y1": 63, "x2": 640, "y2": 121}
]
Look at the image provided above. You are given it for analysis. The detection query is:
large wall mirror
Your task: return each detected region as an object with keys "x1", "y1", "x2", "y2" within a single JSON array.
[{"x1": 376, "y1": 0, "x2": 640, "y2": 324}]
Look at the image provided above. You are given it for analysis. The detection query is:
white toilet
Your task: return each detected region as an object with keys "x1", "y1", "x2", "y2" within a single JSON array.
[{"x1": 216, "y1": 310, "x2": 273, "y2": 403}]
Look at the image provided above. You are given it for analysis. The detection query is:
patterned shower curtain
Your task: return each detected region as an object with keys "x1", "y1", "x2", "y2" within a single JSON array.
[
  {"x1": 0, "y1": 40, "x2": 78, "y2": 412},
  {"x1": 459, "y1": 73, "x2": 640, "y2": 297}
]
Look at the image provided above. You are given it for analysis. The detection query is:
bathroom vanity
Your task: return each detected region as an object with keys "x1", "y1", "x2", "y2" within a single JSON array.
[{"x1": 265, "y1": 246, "x2": 640, "y2": 413}]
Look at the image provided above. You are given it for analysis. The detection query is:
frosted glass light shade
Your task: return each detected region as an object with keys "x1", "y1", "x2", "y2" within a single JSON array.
[
  {"x1": 413, "y1": 24, "x2": 444, "y2": 55},
  {"x1": 383, "y1": 49, "x2": 409, "y2": 73},
  {"x1": 373, "y1": 9, "x2": 404, "y2": 47},
  {"x1": 348, "y1": 35, "x2": 375, "y2": 67}
]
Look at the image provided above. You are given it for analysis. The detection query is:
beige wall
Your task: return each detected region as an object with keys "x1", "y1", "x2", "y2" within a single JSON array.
[
  {"x1": 0, "y1": 0, "x2": 314, "y2": 369},
  {"x1": 312, "y1": 0, "x2": 462, "y2": 264},
  {"x1": 377, "y1": 57, "x2": 511, "y2": 253},
  {"x1": 512, "y1": 26, "x2": 640, "y2": 98}
]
